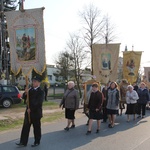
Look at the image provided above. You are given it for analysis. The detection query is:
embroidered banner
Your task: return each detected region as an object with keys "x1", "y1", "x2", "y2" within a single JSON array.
[
  {"x1": 5, "y1": 8, "x2": 46, "y2": 76},
  {"x1": 92, "y1": 44, "x2": 120, "y2": 84},
  {"x1": 123, "y1": 51, "x2": 142, "y2": 84},
  {"x1": 143, "y1": 67, "x2": 150, "y2": 88}
]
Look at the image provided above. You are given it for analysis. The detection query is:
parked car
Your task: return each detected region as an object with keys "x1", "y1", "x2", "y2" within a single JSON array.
[{"x1": 0, "y1": 85, "x2": 22, "y2": 108}]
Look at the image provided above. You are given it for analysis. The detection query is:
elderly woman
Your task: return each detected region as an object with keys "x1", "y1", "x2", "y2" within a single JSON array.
[
  {"x1": 137, "y1": 82, "x2": 150, "y2": 118},
  {"x1": 125, "y1": 85, "x2": 139, "y2": 122},
  {"x1": 86, "y1": 83, "x2": 103, "y2": 135},
  {"x1": 60, "y1": 81, "x2": 79, "y2": 131}
]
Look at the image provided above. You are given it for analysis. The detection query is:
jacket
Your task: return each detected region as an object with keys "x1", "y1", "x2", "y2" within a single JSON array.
[
  {"x1": 60, "y1": 88, "x2": 79, "y2": 110},
  {"x1": 88, "y1": 90, "x2": 103, "y2": 111},
  {"x1": 106, "y1": 88, "x2": 120, "y2": 110},
  {"x1": 28, "y1": 87, "x2": 44, "y2": 119},
  {"x1": 137, "y1": 88, "x2": 150, "y2": 104},
  {"x1": 126, "y1": 90, "x2": 139, "y2": 104}
]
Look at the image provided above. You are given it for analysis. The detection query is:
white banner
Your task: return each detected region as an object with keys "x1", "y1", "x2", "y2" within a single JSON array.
[{"x1": 5, "y1": 8, "x2": 46, "y2": 76}]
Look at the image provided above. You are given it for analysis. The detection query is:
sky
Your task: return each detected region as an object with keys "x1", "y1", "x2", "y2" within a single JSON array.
[{"x1": 24, "y1": 0, "x2": 150, "y2": 69}]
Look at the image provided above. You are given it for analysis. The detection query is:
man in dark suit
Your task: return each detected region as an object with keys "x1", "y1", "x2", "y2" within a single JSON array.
[{"x1": 16, "y1": 76, "x2": 44, "y2": 147}]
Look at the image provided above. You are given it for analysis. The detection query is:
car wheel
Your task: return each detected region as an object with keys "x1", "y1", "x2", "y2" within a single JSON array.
[{"x1": 2, "y1": 99, "x2": 12, "y2": 108}]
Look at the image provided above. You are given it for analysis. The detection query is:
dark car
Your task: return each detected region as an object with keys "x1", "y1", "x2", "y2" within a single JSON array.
[{"x1": 0, "y1": 85, "x2": 22, "y2": 108}]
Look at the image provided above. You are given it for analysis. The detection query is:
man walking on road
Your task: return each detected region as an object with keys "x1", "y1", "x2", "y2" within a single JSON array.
[{"x1": 16, "y1": 76, "x2": 44, "y2": 147}]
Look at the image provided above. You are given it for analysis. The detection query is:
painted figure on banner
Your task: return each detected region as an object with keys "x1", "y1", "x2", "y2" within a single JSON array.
[
  {"x1": 16, "y1": 27, "x2": 36, "y2": 61},
  {"x1": 126, "y1": 59, "x2": 135, "y2": 76},
  {"x1": 101, "y1": 53, "x2": 111, "y2": 70}
]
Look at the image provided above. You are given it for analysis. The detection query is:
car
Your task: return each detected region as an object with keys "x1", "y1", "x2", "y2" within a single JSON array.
[{"x1": 0, "y1": 85, "x2": 22, "y2": 108}]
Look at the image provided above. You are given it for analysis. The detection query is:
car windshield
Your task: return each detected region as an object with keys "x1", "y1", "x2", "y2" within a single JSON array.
[{"x1": 2, "y1": 87, "x2": 16, "y2": 92}]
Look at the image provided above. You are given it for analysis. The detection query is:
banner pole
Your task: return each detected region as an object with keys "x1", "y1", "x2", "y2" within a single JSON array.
[{"x1": 25, "y1": 75, "x2": 31, "y2": 123}]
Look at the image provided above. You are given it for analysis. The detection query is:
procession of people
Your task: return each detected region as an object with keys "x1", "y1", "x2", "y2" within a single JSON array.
[{"x1": 16, "y1": 79, "x2": 150, "y2": 147}]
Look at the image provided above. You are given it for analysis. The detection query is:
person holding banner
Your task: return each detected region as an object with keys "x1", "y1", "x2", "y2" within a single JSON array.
[{"x1": 16, "y1": 76, "x2": 44, "y2": 147}]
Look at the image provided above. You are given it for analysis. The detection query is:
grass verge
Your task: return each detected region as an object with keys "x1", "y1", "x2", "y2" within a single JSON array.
[{"x1": 0, "y1": 101, "x2": 64, "y2": 132}]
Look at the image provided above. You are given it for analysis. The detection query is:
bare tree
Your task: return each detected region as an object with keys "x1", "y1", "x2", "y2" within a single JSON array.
[
  {"x1": 66, "y1": 34, "x2": 87, "y2": 97},
  {"x1": 101, "y1": 15, "x2": 117, "y2": 44},
  {"x1": 79, "y1": 4, "x2": 105, "y2": 74}
]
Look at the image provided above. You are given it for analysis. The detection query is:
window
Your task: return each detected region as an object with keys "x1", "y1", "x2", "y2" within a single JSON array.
[
  {"x1": 2, "y1": 87, "x2": 16, "y2": 92},
  {"x1": 48, "y1": 75, "x2": 52, "y2": 81}
]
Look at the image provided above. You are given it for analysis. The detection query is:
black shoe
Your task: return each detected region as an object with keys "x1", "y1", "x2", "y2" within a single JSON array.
[
  {"x1": 96, "y1": 129, "x2": 99, "y2": 133},
  {"x1": 31, "y1": 143, "x2": 40, "y2": 147},
  {"x1": 86, "y1": 131, "x2": 91, "y2": 135},
  {"x1": 108, "y1": 124, "x2": 111, "y2": 128},
  {"x1": 16, "y1": 142, "x2": 27, "y2": 147},
  {"x1": 70, "y1": 125, "x2": 75, "y2": 129},
  {"x1": 64, "y1": 127, "x2": 69, "y2": 131}
]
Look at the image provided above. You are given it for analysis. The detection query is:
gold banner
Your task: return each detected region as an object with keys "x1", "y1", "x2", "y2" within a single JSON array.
[
  {"x1": 123, "y1": 51, "x2": 142, "y2": 84},
  {"x1": 143, "y1": 67, "x2": 150, "y2": 88},
  {"x1": 92, "y1": 44, "x2": 120, "y2": 84}
]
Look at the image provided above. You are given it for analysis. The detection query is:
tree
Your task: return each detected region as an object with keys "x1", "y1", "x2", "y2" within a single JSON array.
[
  {"x1": 101, "y1": 15, "x2": 117, "y2": 44},
  {"x1": 55, "y1": 51, "x2": 73, "y2": 82},
  {"x1": 66, "y1": 34, "x2": 87, "y2": 98},
  {"x1": 79, "y1": 4, "x2": 118, "y2": 74},
  {"x1": 79, "y1": 4, "x2": 104, "y2": 74}
]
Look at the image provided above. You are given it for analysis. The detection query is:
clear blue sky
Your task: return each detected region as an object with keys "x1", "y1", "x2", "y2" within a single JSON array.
[{"x1": 24, "y1": 0, "x2": 150, "y2": 68}]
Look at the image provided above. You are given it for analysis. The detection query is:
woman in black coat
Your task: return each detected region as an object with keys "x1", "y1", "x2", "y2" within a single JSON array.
[
  {"x1": 137, "y1": 82, "x2": 150, "y2": 118},
  {"x1": 86, "y1": 83, "x2": 103, "y2": 135}
]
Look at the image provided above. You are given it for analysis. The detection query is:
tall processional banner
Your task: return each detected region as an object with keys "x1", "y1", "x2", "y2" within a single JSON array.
[
  {"x1": 92, "y1": 44, "x2": 120, "y2": 84},
  {"x1": 123, "y1": 51, "x2": 142, "y2": 84},
  {"x1": 5, "y1": 8, "x2": 46, "y2": 76},
  {"x1": 143, "y1": 67, "x2": 150, "y2": 88}
]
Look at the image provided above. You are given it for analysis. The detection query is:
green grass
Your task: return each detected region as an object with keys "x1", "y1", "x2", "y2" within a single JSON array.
[
  {"x1": 0, "y1": 101, "x2": 63, "y2": 132},
  {"x1": 48, "y1": 93, "x2": 63, "y2": 97},
  {"x1": 0, "y1": 118, "x2": 24, "y2": 132}
]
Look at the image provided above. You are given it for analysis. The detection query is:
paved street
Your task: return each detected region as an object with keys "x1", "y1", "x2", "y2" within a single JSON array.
[{"x1": 1, "y1": 109, "x2": 150, "y2": 150}]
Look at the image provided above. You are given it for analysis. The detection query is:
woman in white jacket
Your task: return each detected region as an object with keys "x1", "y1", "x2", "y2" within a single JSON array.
[{"x1": 125, "y1": 85, "x2": 139, "y2": 122}]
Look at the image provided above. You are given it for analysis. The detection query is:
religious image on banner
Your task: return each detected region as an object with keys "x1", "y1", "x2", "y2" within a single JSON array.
[
  {"x1": 143, "y1": 67, "x2": 150, "y2": 88},
  {"x1": 92, "y1": 44, "x2": 120, "y2": 84},
  {"x1": 101, "y1": 53, "x2": 111, "y2": 70},
  {"x1": 5, "y1": 8, "x2": 46, "y2": 76},
  {"x1": 126, "y1": 58, "x2": 135, "y2": 76},
  {"x1": 123, "y1": 51, "x2": 142, "y2": 84},
  {"x1": 16, "y1": 27, "x2": 36, "y2": 61}
]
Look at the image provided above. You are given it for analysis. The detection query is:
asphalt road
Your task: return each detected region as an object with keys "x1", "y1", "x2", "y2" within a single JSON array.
[{"x1": 1, "y1": 110, "x2": 150, "y2": 150}]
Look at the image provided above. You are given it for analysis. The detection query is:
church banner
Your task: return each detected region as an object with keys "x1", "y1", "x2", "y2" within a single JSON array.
[
  {"x1": 123, "y1": 51, "x2": 142, "y2": 84},
  {"x1": 143, "y1": 67, "x2": 150, "y2": 88},
  {"x1": 5, "y1": 8, "x2": 46, "y2": 76},
  {"x1": 92, "y1": 44, "x2": 120, "y2": 84}
]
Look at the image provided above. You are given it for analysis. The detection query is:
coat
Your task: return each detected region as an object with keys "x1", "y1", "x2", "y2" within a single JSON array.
[
  {"x1": 88, "y1": 90, "x2": 103, "y2": 111},
  {"x1": 28, "y1": 87, "x2": 44, "y2": 119},
  {"x1": 126, "y1": 90, "x2": 139, "y2": 104},
  {"x1": 106, "y1": 88, "x2": 120, "y2": 110},
  {"x1": 137, "y1": 88, "x2": 150, "y2": 104},
  {"x1": 60, "y1": 88, "x2": 79, "y2": 110}
]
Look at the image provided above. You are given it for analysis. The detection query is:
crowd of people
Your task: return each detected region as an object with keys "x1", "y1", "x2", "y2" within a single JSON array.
[
  {"x1": 16, "y1": 79, "x2": 150, "y2": 147},
  {"x1": 80, "y1": 80, "x2": 150, "y2": 135}
]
